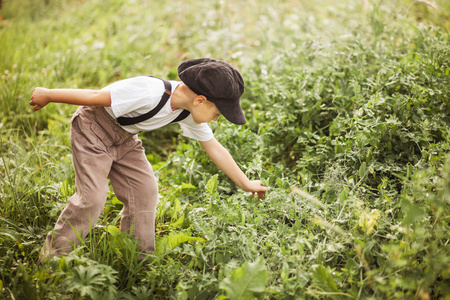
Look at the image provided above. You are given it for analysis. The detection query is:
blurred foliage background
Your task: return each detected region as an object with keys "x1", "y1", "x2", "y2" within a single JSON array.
[{"x1": 0, "y1": 0, "x2": 449, "y2": 299}]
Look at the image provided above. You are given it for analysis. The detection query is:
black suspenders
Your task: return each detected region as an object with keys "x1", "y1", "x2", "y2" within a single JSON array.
[{"x1": 116, "y1": 78, "x2": 190, "y2": 126}]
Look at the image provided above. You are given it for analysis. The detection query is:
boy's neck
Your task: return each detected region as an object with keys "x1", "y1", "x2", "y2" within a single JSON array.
[
  {"x1": 170, "y1": 100, "x2": 178, "y2": 111},
  {"x1": 171, "y1": 83, "x2": 195, "y2": 111}
]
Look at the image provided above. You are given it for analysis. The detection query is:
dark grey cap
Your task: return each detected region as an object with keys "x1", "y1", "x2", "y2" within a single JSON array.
[{"x1": 178, "y1": 58, "x2": 246, "y2": 125}]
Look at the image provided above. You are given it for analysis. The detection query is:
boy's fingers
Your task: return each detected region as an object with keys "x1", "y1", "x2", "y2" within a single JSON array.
[{"x1": 251, "y1": 191, "x2": 266, "y2": 199}]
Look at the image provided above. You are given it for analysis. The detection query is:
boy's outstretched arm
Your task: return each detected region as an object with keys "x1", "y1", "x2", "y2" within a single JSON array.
[
  {"x1": 29, "y1": 87, "x2": 111, "y2": 112},
  {"x1": 199, "y1": 137, "x2": 267, "y2": 195}
]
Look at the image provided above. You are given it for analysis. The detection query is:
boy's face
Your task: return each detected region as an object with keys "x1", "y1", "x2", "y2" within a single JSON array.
[{"x1": 191, "y1": 98, "x2": 222, "y2": 124}]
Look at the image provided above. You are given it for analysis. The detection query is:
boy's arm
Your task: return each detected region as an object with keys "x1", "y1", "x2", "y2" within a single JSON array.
[
  {"x1": 29, "y1": 87, "x2": 111, "y2": 112},
  {"x1": 199, "y1": 137, "x2": 267, "y2": 194}
]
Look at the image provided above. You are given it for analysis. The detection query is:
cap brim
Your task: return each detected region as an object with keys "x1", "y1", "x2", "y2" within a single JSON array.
[{"x1": 215, "y1": 99, "x2": 246, "y2": 125}]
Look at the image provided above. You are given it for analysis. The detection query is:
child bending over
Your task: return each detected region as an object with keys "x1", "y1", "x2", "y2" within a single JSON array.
[{"x1": 30, "y1": 58, "x2": 267, "y2": 258}]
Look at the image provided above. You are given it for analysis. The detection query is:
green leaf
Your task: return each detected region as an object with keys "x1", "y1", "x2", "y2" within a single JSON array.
[
  {"x1": 155, "y1": 232, "x2": 205, "y2": 255},
  {"x1": 171, "y1": 199, "x2": 181, "y2": 219},
  {"x1": 359, "y1": 162, "x2": 367, "y2": 178},
  {"x1": 206, "y1": 174, "x2": 219, "y2": 195},
  {"x1": 111, "y1": 196, "x2": 123, "y2": 206},
  {"x1": 402, "y1": 201, "x2": 426, "y2": 224},
  {"x1": 33, "y1": 271, "x2": 51, "y2": 281},
  {"x1": 65, "y1": 264, "x2": 118, "y2": 299},
  {"x1": 181, "y1": 182, "x2": 197, "y2": 190},
  {"x1": 219, "y1": 258, "x2": 268, "y2": 299},
  {"x1": 311, "y1": 265, "x2": 344, "y2": 296},
  {"x1": 170, "y1": 214, "x2": 185, "y2": 229},
  {"x1": 106, "y1": 225, "x2": 121, "y2": 236},
  {"x1": 0, "y1": 228, "x2": 21, "y2": 243},
  {"x1": 60, "y1": 179, "x2": 71, "y2": 197}
]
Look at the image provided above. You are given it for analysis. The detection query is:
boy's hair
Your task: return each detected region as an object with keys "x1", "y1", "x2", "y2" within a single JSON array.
[{"x1": 178, "y1": 58, "x2": 246, "y2": 125}]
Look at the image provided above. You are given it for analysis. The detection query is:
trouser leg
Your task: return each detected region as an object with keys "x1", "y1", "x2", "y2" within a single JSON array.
[
  {"x1": 108, "y1": 137, "x2": 158, "y2": 254},
  {"x1": 41, "y1": 113, "x2": 113, "y2": 257}
]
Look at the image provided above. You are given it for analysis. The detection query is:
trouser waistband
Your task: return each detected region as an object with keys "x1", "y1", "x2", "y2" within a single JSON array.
[{"x1": 75, "y1": 106, "x2": 135, "y2": 145}]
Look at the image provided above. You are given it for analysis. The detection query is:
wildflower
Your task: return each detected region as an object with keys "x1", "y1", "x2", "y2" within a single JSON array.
[{"x1": 358, "y1": 209, "x2": 381, "y2": 234}]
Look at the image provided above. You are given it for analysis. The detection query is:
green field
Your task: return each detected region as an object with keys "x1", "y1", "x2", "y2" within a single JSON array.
[{"x1": 1, "y1": 0, "x2": 449, "y2": 299}]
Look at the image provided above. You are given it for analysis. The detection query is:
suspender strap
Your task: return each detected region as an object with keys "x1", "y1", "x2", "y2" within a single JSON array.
[
  {"x1": 116, "y1": 78, "x2": 190, "y2": 126},
  {"x1": 170, "y1": 109, "x2": 191, "y2": 124}
]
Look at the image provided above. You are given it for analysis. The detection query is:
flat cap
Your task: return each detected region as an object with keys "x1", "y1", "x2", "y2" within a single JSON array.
[{"x1": 178, "y1": 58, "x2": 246, "y2": 125}]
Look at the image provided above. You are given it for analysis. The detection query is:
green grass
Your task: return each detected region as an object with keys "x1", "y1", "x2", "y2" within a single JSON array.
[{"x1": 1, "y1": 0, "x2": 449, "y2": 299}]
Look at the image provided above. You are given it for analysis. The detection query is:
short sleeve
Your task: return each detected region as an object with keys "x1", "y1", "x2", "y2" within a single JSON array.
[
  {"x1": 178, "y1": 115, "x2": 214, "y2": 142},
  {"x1": 102, "y1": 76, "x2": 164, "y2": 118}
]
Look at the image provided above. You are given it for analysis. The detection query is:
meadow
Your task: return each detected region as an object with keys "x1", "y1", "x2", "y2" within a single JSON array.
[{"x1": 0, "y1": 0, "x2": 449, "y2": 299}]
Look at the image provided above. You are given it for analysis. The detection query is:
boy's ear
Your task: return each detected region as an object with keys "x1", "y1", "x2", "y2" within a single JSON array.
[{"x1": 193, "y1": 95, "x2": 207, "y2": 106}]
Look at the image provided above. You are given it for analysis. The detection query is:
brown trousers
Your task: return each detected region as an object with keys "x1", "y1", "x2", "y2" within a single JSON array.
[{"x1": 42, "y1": 106, "x2": 158, "y2": 256}]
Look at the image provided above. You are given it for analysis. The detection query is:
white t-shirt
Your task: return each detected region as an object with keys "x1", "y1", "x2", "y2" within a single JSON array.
[{"x1": 102, "y1": 76, "x2": 214, "y2": 142}]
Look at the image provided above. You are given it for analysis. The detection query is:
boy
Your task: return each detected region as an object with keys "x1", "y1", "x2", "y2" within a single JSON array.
[{"x1": 30, "y1": 58, "x2": 267, "y2": 257}]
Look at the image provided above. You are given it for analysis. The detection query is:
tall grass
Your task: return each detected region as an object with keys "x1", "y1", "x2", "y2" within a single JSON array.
[{"x1": 1, "y1": 0, "x2": 449, "y2": 298}]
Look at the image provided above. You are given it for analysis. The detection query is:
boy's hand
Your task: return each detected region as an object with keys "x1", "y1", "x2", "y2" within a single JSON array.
[
  {"x1": 29, "y1": 87, "x2": 50, "y2": 112},
  {"x1": 245, "y1": 180, "x2": 267, "y2": 198}
]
